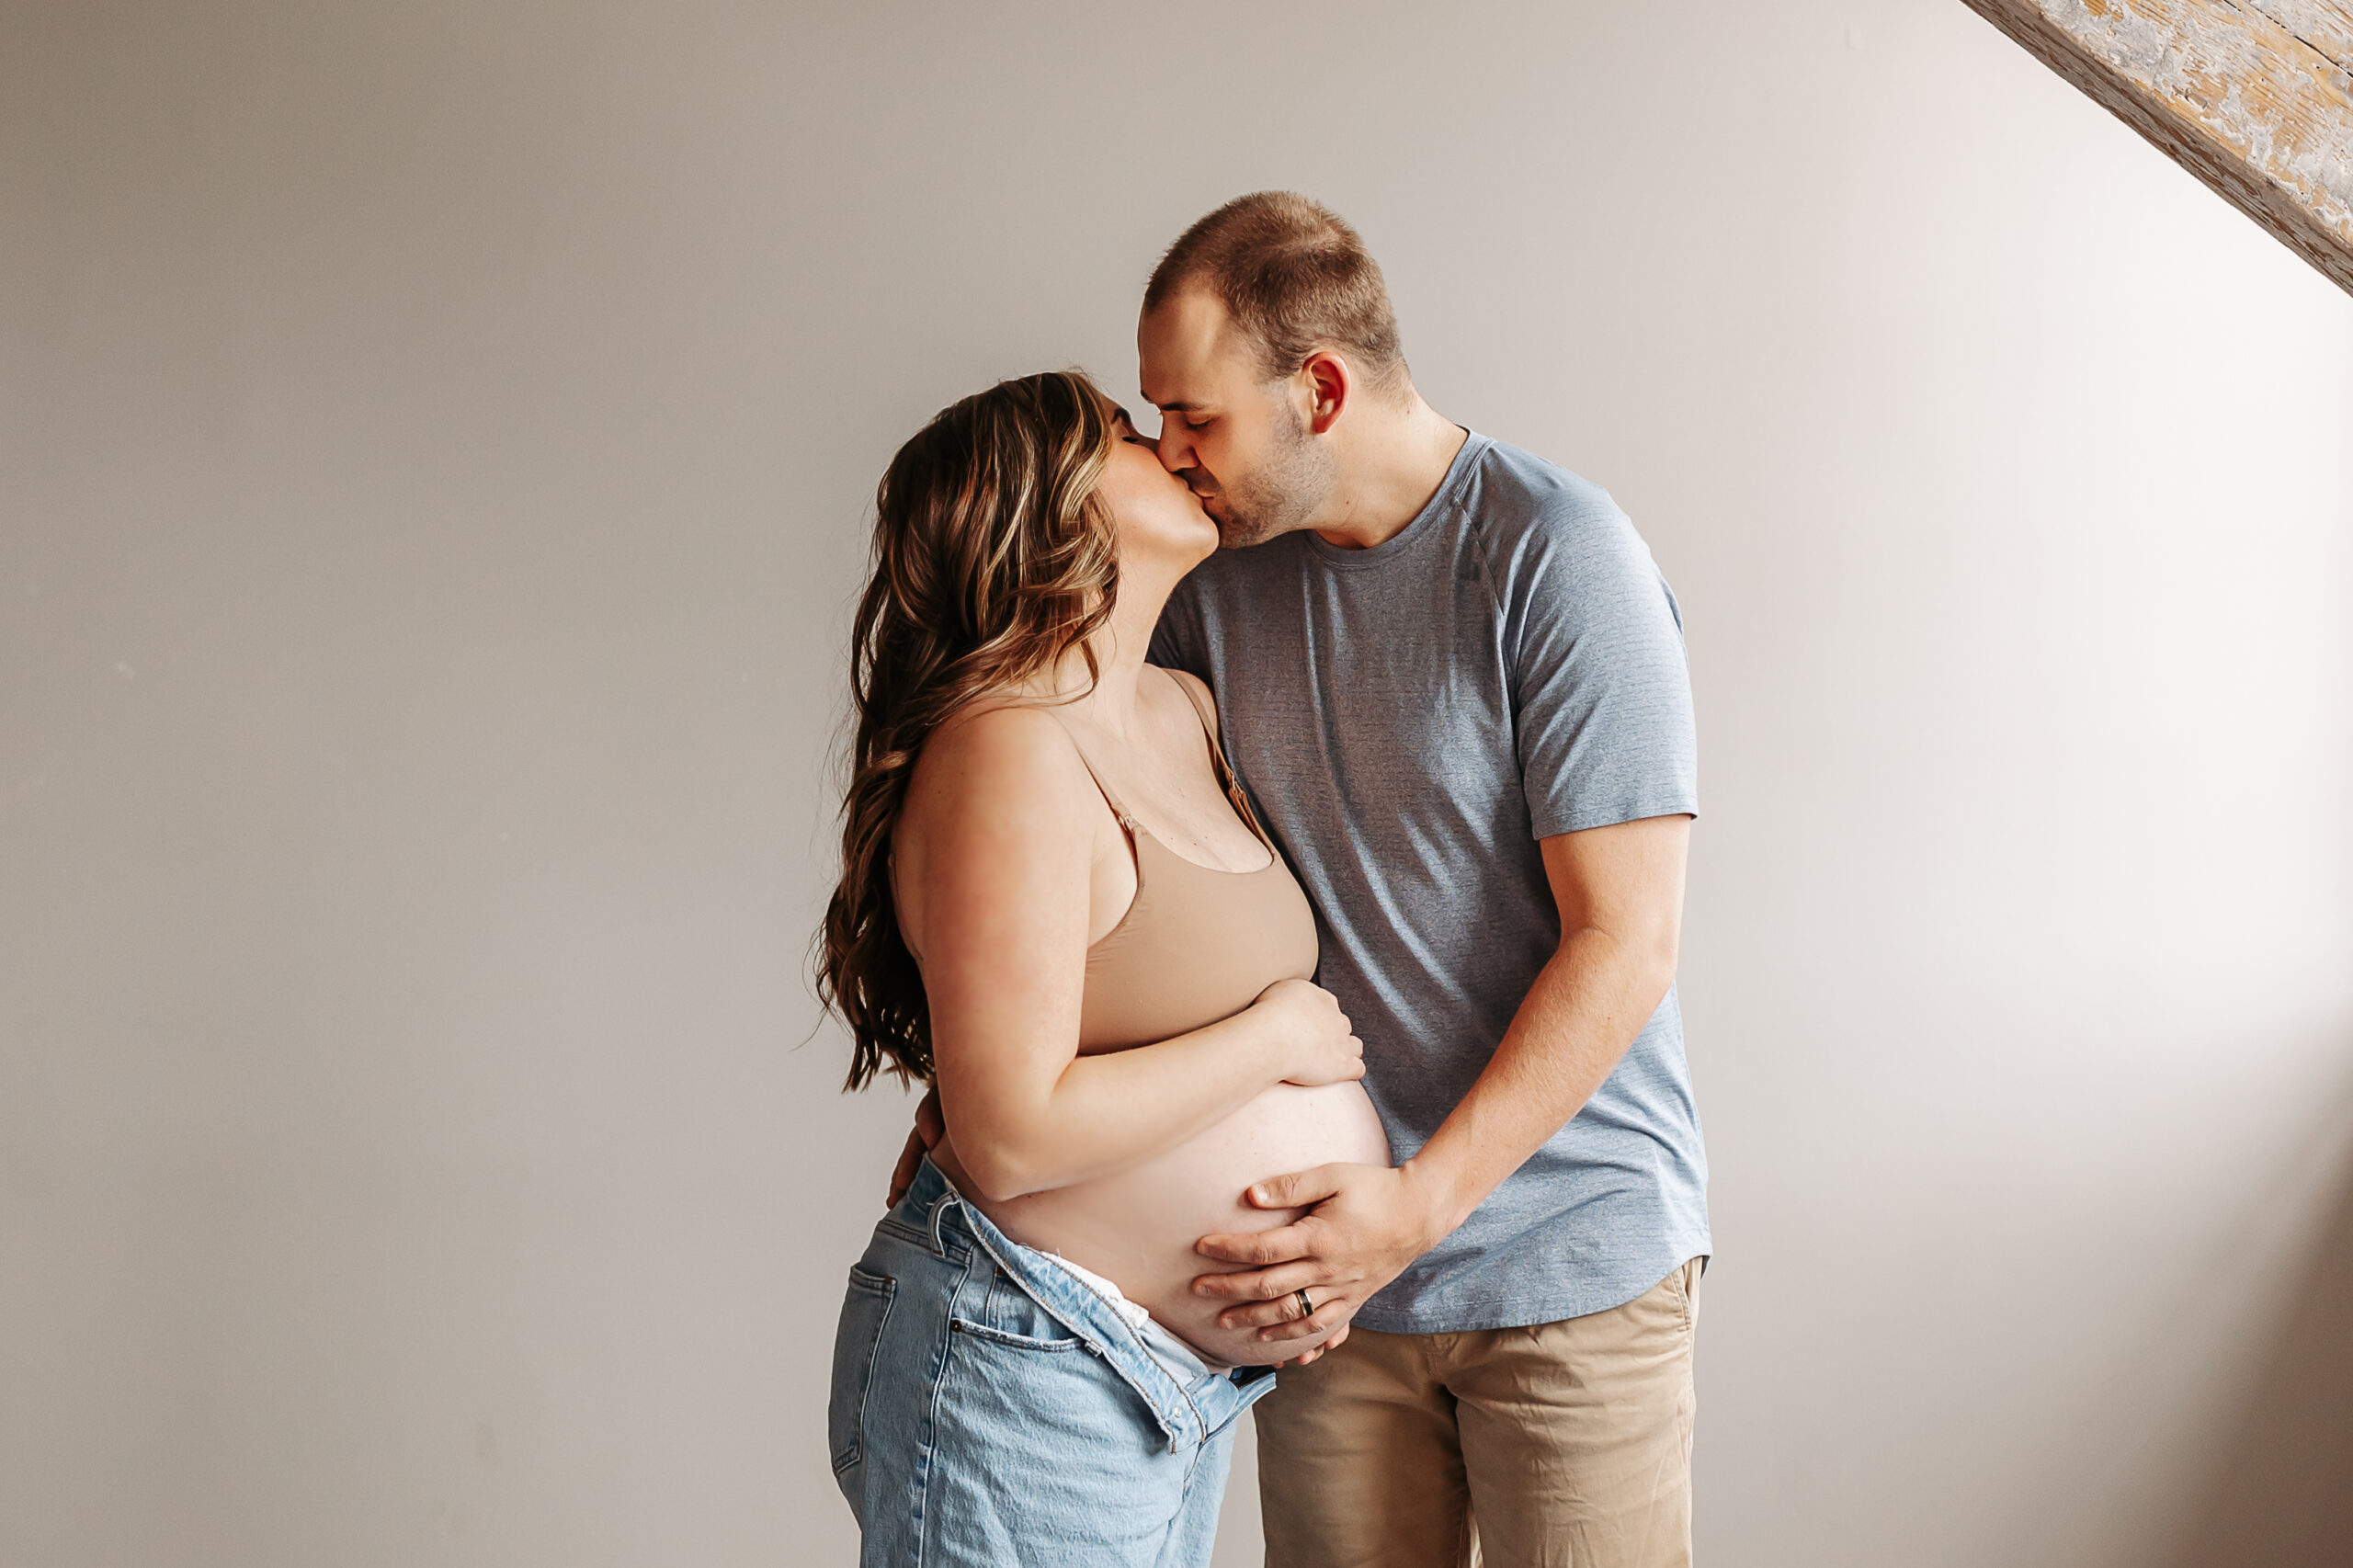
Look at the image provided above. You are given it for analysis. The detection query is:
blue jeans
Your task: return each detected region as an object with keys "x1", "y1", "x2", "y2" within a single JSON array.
[{"x1": 829, "y1": 1157, "x2": 1277, "y2": 1566}]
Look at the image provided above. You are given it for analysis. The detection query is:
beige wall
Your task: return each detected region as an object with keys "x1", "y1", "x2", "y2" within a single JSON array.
[{"x1": 5, "y1": 2, "x2": 2350, "y2": 1564}]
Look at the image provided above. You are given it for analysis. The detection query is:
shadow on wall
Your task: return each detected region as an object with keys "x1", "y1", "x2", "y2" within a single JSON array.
[{"x1": 2169, "y1": 1077, "x2": 2353, "y2": 1568}]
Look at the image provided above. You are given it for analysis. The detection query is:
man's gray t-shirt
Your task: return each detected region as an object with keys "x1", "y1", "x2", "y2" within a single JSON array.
[{"x1": 1150, "y1": 432, "x2": 1709, "y2": 1334}]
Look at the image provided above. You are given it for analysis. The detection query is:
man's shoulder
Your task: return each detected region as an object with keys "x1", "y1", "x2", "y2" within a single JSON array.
[{"x1": 1459, "y1": 436, "x2": 1643, "y2": 575}]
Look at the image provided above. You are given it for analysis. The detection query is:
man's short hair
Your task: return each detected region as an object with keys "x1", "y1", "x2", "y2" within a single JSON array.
[{"x1": 1145, "y1": 192, "x2": 1405, "y2": 390}]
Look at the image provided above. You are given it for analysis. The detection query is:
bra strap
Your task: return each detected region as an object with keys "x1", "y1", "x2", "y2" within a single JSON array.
[
  {"x1": 1040, "y1": 709, "x2": 1138, "y2": 833},
  {"x1": 1168, "y1": 674, "x2": 1273, "y2": 848}
]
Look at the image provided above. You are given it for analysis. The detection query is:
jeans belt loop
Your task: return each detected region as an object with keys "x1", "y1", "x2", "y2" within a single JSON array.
[{"x1": 926, "y1": 1188, "x2": 960, "y2": 1258}]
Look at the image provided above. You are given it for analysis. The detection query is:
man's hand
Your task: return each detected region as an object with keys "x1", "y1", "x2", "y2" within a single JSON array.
[
  {"x1": 1269, "y1": 1324, "x2": 1349, "y2": 1369},
  {"x1": 886, "y1": 1087, "x2": 945, "y2": 1209},
  {"x1": 1196, "y1": 819, "x2": 1689, "y2": 1345},
  {"x1": 1190, "y1": 1162, "x2": 1453, "y2": 1346}
]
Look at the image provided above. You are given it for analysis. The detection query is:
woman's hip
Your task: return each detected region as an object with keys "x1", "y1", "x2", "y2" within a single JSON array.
[{"x1": 828, "y1": 1161, "x2": 1264, "y2": 1565}]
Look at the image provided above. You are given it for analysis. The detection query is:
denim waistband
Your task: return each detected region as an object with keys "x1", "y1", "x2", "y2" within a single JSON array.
[{"x1": 892, "y1": 1156, "x2": 1270, "y2": 1454}]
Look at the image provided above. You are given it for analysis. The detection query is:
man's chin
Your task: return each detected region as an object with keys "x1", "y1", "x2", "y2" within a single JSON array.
[
  {"x1": 1196, "y1": 492, "x2": 1277, "y2": 551},
  {"x1": 1215, "y1": 517, "x2": 1280, "y2": 551}
]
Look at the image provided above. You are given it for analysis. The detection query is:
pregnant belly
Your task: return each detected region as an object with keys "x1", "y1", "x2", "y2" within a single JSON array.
[{"x1": 944, "y1": 1081, "x2": 1392, "y2": 1368}]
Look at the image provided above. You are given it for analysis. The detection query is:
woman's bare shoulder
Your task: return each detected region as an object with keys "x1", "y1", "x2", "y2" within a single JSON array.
[
  {"x1": 924, "y1": 697, "x2": 1087, "y2": 767},
  {"x1": 901, "y1": 701, "x2": 1094, "y2": 839}
]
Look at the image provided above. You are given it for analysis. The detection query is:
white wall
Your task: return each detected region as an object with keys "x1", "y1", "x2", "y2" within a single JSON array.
[{"x1": 4, "y1": 3, "x2": 2348, "y2": 1565}]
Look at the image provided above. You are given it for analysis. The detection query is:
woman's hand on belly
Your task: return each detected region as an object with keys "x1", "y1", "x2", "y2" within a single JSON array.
[{"x1": 1254, "y1": 978, "x2": 1367, "y2": 1087}]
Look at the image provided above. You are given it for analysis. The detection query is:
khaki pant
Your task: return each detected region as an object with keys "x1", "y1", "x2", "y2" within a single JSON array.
[{"x1": 1255, "y1": 1257, "x2": 1702, "y2": 1568}]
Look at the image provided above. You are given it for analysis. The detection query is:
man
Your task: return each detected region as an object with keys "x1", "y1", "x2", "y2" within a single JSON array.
[{"x1": 1140, "y1": 192, "x2": 1708, "y2": 1568}]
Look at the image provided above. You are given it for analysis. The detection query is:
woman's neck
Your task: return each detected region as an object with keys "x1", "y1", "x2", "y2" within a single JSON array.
[{"x1": 1031, "y1": 562, "x2": 1176, "y2": 740}]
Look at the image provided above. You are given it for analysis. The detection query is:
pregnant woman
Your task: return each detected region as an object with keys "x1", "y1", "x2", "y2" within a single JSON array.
[{"x1": 817, "y1": 369, "x2": 1389, "y2": 1567}]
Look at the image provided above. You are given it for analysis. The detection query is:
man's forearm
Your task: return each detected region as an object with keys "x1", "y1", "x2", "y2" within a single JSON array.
[
  {"x1": 1403, "y1": 921, "x2": 1678, "y2": 1239},
  {"x1": 1191, "y1": 817, "x2": 1690, "y2": 1337}
]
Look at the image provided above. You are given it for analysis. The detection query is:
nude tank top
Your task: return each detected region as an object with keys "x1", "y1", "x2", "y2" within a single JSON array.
[{"x1": 1055, "y1": 681, "x2": 1320, "y2": 1053}]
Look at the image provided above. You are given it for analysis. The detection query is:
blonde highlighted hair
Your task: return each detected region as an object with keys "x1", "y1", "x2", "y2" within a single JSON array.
[{"x1": 817, "y1": 369, "x2": 1120, "y2": 1089}]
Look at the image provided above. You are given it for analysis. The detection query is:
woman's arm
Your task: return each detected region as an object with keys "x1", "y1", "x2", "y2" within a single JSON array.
[{"x1": 894, "y1": 705, "x2": 1360, "y2": 1202}]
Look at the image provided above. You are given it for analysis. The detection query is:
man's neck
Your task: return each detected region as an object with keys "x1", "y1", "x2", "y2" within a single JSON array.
[{"x1": 1310, "y1": 394, "x2": 1471, "y2": 551}]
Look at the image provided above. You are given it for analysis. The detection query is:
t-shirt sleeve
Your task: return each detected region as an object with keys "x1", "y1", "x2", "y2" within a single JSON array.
[
  {"x1": 1510, "y1": 500, "x2": 1699, "y2": 840},
  {"x1": 1148, "y1": 578, "x2": 1208, "y2": 679}
]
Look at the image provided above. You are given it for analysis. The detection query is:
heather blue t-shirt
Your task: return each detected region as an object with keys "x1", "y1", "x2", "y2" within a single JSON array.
[{"x1": 1150, "y1": 432, "x2": 1709, "y2": 1333}]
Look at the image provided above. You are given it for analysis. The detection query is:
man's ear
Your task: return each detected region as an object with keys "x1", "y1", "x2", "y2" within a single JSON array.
[{"x1": 1302, "y1": 352, "x2": 1349, "y2": 435}]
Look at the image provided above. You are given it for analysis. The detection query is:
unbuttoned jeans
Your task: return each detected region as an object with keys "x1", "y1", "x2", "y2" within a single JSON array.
[{"x1": 830, "y1": 1157, "x2": 1277, "y2": 1567}]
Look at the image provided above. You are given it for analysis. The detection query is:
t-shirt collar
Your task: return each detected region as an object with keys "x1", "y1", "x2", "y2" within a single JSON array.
[{"x1": 1301, "y1": 428, "x2": 1487, "y2": 569}]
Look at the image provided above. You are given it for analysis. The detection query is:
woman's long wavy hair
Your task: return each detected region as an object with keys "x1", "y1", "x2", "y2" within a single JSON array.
[{"x1": 818, "y1": 370, "x2": 1122, "y2": 1089}]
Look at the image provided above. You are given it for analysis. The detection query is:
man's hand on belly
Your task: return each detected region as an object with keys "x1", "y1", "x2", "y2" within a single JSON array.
[
  {"x1": 1197, "y1": 819, "x2": 1694, "y2": 1339},
  {"x1": 1189, "y1": 1162, "x2": 1451, "y2": 1346}
]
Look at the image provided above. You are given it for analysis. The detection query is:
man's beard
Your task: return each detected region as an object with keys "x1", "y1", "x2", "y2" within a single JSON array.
[{"x1": 1201, "y1": 404, "x2": 1336, "y2": 551}]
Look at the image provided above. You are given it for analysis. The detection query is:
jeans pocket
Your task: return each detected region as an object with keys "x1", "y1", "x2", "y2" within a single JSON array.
[
  {"x1": 829, "y1": 1266, "x2": 898, "y2": 1476},
  {"x1": 949, "y1": 1316, "x2": 1089, "y2": 1352},
  {"x1": 951, "y1": 1263, "x2": 1086, "y2": 1351}
]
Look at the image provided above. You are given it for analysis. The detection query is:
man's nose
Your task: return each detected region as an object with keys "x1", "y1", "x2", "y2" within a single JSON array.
[{"x1": 1153, "y1": 421, "x2": 1192, "y2": 473}]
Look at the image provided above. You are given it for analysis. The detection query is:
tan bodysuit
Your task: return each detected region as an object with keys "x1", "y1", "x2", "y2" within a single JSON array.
[
  {"x1": 1065, "y1": 678, "x2": 1319, "y2": 1051},
  {"x1": 935, "y1": 676, "x2": 1392, "y2": 1366}
]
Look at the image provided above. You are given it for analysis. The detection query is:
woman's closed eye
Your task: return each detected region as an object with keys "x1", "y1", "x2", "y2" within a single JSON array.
[{"x1": 1113, "y1": 407, "x2": 1159, "y2": 451}]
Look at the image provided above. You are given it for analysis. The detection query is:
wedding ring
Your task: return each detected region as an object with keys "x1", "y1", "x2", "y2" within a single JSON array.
[{"x1": 1293, "y1": 1288, "x2": 1315, "y2": 1320}]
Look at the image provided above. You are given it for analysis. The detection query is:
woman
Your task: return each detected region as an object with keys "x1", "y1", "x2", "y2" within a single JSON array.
[{"x1": 817, "y1": 370, "x2": 1390, "y2": 1567}]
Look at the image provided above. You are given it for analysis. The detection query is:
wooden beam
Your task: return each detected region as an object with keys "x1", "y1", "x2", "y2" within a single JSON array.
[{"x1": 1957, "y1": 0, "x2": 2353, "y2": 297}]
